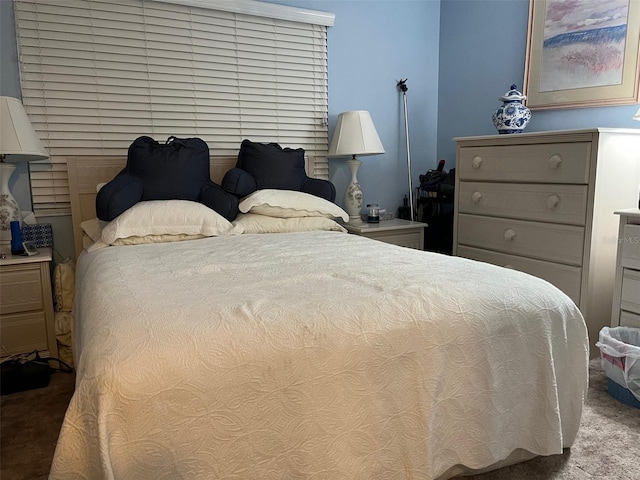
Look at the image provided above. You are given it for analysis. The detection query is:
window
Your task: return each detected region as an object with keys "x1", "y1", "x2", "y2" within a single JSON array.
[{"x1": 14, "y1": 0, "x2": 333, "y2": 216}]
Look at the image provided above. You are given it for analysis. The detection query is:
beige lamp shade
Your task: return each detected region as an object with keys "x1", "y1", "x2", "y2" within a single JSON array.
[
  {"x1": 328, "y1": 110, "x2": 385, "y2": 157},
  {"x1": 0, "y1": 96, "x2": 49, "y2": 162},
  {"x1": 634, "y1": 107, "x2": 640, "y2": 121}
]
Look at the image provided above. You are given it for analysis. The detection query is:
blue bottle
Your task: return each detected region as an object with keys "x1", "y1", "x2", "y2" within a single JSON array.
[{"x1": 10, "y1": 221, "x2": 24, "y2": 255}]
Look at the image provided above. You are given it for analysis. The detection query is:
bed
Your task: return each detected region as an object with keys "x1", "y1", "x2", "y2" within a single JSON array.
[{"x1": 50, "y1": 155, "x2": 589, "y2": 480}]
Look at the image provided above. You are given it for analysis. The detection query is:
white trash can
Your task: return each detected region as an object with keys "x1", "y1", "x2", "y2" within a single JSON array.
[{"x1": 596, "y1": 327, "x2": 640, "y2": 408}]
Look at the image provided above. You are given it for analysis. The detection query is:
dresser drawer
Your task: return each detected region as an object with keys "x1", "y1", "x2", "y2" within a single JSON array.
[
  {"x1": 458, "y1": 182, "x2": 588, "y2": 226},
  {"x1": 0, "y1": 264, "x2": 44, "y2": 315},
  {"x1": 0, "y1": 311, "x2": 49, "y2": 355},
  {"x1": 620, "y1": 269, "x2": 640, "y2": 315},
  {"x1": 621, "y1": 224, "x2": 640, "y2": 270},
  {"x1": 458, "y1": 142, "x2": 590, "y2": 184},
  {"x1": 457, "y1": 245, "x2": 582, "y2": 305},
  {"x1": 457, "y1": 214, "x2": 585, "y2": 265}
]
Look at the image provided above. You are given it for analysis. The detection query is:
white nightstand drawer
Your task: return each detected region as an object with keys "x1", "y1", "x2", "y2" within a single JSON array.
[
  {"x1": 0, "y1": 265, "x2": 44, "y2": 316},
  {"x1": 1, "y1": 248, "x2": 57, "y2": 359},
  {"x1": 620, "y1": 310, "x2": 640, "y2": 329},
  {"x1": 621, "y1": 224, "x2": 640, "y2": 270},
  {"x1": 620, "y1": 269, "x2": 640, "y2": 315},
  {"x1": 0, "y1": 311, "x2": 49, "y2": 355},
  {"x1": 458, "y1": 182, "x2": 587, "y2": 225},
  {"x1": 366, "y1": 230, "x2": 422, "y2": 249},
  {"x1": 458, "y1": 142, "x2": 590, "y2": 184},
  {"x1": 457, "y1": 214, "x2": 585, "y2": 265},
  {"x1": 457, "y1": 245, "x2": 582, "y2": 305}
]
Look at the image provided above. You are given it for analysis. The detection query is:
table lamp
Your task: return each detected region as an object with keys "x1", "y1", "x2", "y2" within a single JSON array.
[
  {"x1": 0, "y1": 96, "x2": 49, "y2": 252},
  {"x1": 328, "y1": 110, "x2": 384, "y2": 222}
]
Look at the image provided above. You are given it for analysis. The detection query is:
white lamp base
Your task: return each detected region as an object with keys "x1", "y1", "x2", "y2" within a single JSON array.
[
  {"x1": 0, "y1": 162, "x2": 20, "y2": 254},
  {"x1": 344, "y1": 157, "x2": 363, "y2": 223}
]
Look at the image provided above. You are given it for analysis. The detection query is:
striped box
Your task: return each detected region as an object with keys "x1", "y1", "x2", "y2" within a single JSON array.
[{"x1": 21, "y1": 223, "x2": 54, "y2": 248}]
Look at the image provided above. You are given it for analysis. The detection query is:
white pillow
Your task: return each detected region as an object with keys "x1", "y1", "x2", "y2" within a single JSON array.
[
  {"x1": 232, "y1": 213, "x2": 347, "y2": 234},
  {"x1": 101, "y1": 200, "x2": 234, "y2": 245},
  {"x1": 239, "y1": 189, "x2": 349, "y2": 221}
]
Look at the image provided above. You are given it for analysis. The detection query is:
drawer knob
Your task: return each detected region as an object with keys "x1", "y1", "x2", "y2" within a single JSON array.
[
  {"x1": 504, "y1": 229, "x2": 517, "y2": 242},
  {"x1": 546, "y1": 194, "x2": 561, "y2": 209},
  {"x1": 471, "y1": 191, "x2": 483, "y2": 203},
  {"x1": 548, "y1": 154, "x2": 563, "y2": 169},
  {"x1": 472, "y1": 156, "x2": 483, "y2": 169}
]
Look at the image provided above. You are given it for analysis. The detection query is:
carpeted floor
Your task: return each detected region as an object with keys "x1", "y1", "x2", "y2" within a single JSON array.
[
  {"x1": 1, "y1": 368, "x2": 75, "y2": 480},
  {"x1": 1, "y1": 359, "x2": 638, "y2": 479},
  {"x1": 462, "y1": 360, "x2": 640, "y2": 480}
]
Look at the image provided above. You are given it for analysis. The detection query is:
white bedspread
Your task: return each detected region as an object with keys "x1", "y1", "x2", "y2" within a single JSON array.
[{"x1": 50, "y1": 231, "x2": 589, "y2": 479}]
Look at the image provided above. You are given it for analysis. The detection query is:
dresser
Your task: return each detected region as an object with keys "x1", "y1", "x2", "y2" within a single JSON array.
[
  {"x1": 611, "y1": 209, "x2": 640, "y2": 329},
  {"x1": 452, "y1": 128, "x2": 640, "y2": 355},
  {"x1": 0, "y1": 248, "x2": 57, "y2": 359},
  {"x1": 342, "y1": 219, "x2": 428, "y2": 250}
]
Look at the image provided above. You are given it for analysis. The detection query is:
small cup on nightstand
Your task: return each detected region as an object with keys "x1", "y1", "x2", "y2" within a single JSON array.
[{"x1": 367, "y1": 204, "x2": 380, "y2": 223}]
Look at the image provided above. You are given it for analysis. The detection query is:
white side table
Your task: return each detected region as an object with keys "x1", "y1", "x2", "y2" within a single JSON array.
[
  {"x1": 342, "y1": 219, "x2": 428, "y2": 250},
  {"x1": 611, "y1": 209, "x2": 640, "y2": 328},
  {"x1": 0, "y1": 247, "x2": 57, "y2": 358}
]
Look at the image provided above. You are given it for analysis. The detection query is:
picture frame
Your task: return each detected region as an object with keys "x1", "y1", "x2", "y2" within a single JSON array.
[{"x1": 524, "y1": 0, "x2": 640, "y2": 110}]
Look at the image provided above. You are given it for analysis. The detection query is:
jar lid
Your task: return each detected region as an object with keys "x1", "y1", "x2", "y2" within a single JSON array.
[{"x1": 499, "y1": 84, "x2": 527, "y2": 102}]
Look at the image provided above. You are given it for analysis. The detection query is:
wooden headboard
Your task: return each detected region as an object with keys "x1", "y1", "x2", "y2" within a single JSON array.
[{"x1": 67, "y1": 154, "x2": 327, "y2": 258}]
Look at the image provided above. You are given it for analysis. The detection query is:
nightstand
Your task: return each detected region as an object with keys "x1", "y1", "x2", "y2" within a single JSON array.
[
  {"x1": 0, "y1": 247, "x2": 57, "y2": 359},
  {"x1": 612, "y1": 209, "x2": 640, "y2": 328},
  {"x1": 342, "y1": 219, "x2": 428, "y2": 250}
]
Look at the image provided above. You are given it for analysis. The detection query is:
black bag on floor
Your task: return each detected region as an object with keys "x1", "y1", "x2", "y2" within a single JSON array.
[{"x1": 1, "y1": 352, "x2": 72, "y2": 395}]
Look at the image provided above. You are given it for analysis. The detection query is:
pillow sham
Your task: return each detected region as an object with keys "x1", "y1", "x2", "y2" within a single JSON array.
[
  {"x1": 232, "y1": 213, "x2": 347, "y2": 234},
  {"x1": 112, "y1": 233, "x2": 206, "y2": 246},
  {"x1": 239, "y1": 189, "x2": 349, "y2": 221},
  {"x1": 81, "y1": 218, "x2": 108, "y2": 243},
  {"x1": 85, "y1": 234, "x2": 209, "y2": 252},
  {"x1": 101, "y1": 200, "x2": 234, "y2": 245}
]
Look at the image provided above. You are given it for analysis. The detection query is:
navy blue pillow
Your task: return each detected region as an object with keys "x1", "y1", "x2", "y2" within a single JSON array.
[
  {"x1": 237, "y1": 140, "x2": 307, "y2": 191},
  {"x1": 222, "y1": 167, "x2": 258, "y2": 198},
  {"x1": 128, "y1": 136, "x2": 210, "y2": 201},
  {"x1": 222, "y1": 139, "x2": 336, "y2": 202},
  {"x1": 95, "y1": 171, "x2": 143, "y2": 221},
  {"x1": 96, "y1": 136, "x2": 240, "y2": 222},
  {"x1": 199, "y1": 181, "x2": 239, "y2": 221}
]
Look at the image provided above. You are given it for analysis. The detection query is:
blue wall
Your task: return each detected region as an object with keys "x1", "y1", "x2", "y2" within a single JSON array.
[
  {"x1": 270, "y1": 0, "x2": 441, "y2": 215},
  {"x1": 437, "y1": 0, "x2": 640, "y2": 165}
]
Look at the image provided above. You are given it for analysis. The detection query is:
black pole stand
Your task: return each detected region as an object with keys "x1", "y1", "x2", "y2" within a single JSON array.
[{"x1": 397, "y1": 79, "x2": 414, "y2": 221}]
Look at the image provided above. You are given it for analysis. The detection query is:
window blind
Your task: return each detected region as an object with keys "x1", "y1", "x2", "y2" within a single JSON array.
[{"x1": 14, "y1": 0, "x2": 331, "y2": 216}]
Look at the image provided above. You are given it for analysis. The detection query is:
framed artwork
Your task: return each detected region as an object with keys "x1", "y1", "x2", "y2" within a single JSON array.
[{"x1": 524, "y1": 0, "x2": 640, "y2": 110}]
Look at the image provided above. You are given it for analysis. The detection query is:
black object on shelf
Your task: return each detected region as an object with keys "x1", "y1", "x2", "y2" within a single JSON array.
[
  {"x1": 397, "y1": 195, "x2": 412, "y2": 220},
  {"x1": 417, "y1": 167, "x2": 455, "y2": 254}
]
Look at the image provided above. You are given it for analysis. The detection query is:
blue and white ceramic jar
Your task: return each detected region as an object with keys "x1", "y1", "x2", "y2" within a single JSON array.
[{"x1": 492, "y1": 84, "x2": 531, "y2": 134}]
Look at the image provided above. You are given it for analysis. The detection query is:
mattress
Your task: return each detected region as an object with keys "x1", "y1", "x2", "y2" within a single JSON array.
[{"x1": 50, "y1": 231, "x2": 589, "y2": 479}]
